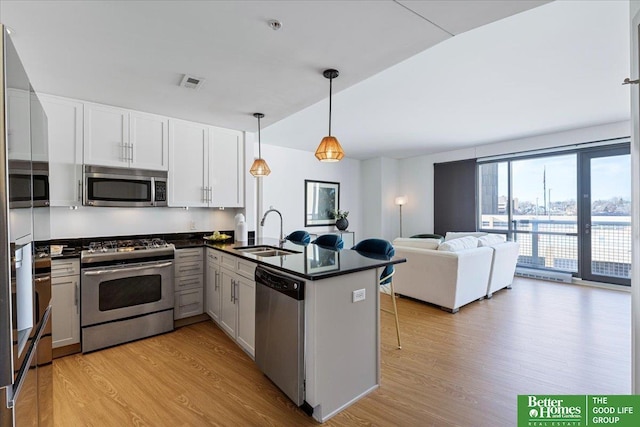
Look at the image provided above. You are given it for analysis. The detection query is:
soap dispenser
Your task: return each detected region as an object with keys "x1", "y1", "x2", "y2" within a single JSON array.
[{"x1": 235, "y1": 213, "x2": 248, "y2": 243}]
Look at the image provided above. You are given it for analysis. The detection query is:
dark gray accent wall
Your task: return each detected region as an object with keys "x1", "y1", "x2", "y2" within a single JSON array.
[{"x1": 433, "y1": 159, "x2": 477, "y2": 237}]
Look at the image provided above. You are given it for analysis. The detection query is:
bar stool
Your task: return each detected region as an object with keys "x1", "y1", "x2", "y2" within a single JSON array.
[
  {"x1": 352, "y1": 238, "x2": 401, "y2": 349},
  {"x1": 312, "y1": 234, "x2": 344, "y2": 250},
  {"x1": 286, "y1": 230, "x2": 311, "y2": 245}
]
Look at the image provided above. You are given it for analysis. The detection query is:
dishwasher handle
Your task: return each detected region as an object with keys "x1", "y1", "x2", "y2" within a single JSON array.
[{"x1": 255, "y1": 267, "x2": 304, "y2": 301}]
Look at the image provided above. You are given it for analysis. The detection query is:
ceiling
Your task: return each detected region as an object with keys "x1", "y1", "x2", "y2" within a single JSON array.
[{"x1": 0, "y1": 1, "x2": 629, "y2": 160}]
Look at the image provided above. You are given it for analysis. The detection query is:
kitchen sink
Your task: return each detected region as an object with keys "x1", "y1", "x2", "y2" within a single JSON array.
[{"x1": 235, "y1": 245, "x2": 301, "y2": 257}]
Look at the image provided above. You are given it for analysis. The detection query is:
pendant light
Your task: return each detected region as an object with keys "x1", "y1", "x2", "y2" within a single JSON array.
[
  {"x1": 250, "y1": 113, "x2": 271, "y2": 177},
  {"x1": 315, "y1": 69, "x2": 345, "y2": 162}
]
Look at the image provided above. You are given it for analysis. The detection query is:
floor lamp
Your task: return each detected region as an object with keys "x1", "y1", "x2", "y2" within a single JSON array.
[{"x1": 395, "y1": 196, "x2": 407, "y2": 237}]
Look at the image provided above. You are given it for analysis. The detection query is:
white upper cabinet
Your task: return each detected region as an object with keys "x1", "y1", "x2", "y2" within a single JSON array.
[
  {"x1": 83, "y1": 103, "x2": 129, "y2": 168},
  {"x1": 168, "y1": 120, "x2": 244, "y2": 208},
  {"x1": 168, "y1": 119, "x2": 208, "y2": 207},
  {"x1": 40, "y1": 94, "x2": 83, "y2": 206},
  {"x1": 209, "y1": 127, "x2": 243, "y2": 208},
  {"x1": 30, "y1": 92, "x2": 48, "y2": 162},
  {"x1": 130, "y1": 111, "x2": 168, "y2": 170},
  {"x1": 6, "y1": 88, "x2": 31, "y2": 161},
  {"x1": 84, "y1": 103, "x2": 168, "y2": 171}
]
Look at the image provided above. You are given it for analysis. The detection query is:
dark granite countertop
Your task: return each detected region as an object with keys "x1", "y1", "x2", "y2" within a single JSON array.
[{"x1": 205, "y1": 238, "x2": 406, "y2": 281}]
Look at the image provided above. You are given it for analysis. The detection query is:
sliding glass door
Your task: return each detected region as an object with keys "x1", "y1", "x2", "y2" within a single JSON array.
[
  {"x1": 579, "y1": 146, "x2": 631, "y2": 285},
  {"x1": 478, "y1": 141, "x2": 630, "y2": 285},
  {"x1": 511, "y1": 154, "x2": 578, "y2": 273}
]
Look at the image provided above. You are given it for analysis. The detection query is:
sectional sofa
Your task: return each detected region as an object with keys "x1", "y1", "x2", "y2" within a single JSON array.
[{"x1": 392, "y1": 233, "x2": 520, "y2": 313}]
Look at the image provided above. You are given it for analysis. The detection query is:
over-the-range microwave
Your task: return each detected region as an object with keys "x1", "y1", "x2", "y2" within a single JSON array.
[
  {"x1": 83, "y1": 165, "x2": 168, "y2": 207},
  {"x1": 9, "y1": 160, "x2": 50, "y2": 208}
]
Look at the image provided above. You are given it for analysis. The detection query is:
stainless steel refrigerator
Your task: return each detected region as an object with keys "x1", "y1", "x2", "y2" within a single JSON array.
[{"x1": 1, "y1": 24, "x2": 53, "y2": 426}]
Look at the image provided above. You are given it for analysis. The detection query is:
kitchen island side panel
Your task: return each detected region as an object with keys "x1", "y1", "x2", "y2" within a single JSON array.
[{"x1": 304, "y1": 268, "x2": 380, "y2": 422}]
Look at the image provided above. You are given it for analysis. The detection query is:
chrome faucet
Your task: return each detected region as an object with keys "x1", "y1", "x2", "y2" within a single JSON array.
[{"x1": 260, "y1": 206, "x2": 285, "y2": 243}]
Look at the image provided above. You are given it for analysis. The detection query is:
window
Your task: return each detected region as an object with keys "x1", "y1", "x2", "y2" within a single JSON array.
[{"x1": 477, "y1": 141, "x2": 630, "y2": 285}]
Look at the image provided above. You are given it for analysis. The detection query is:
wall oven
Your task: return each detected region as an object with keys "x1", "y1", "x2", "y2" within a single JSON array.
[
  {"x1": 80, "y1": 239, "x2": 175, "y2": 353},
  {"x1": 83, "y1": 165, "x2": 167, "y2": 207}
]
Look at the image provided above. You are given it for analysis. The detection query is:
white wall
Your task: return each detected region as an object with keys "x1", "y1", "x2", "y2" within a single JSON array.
[
  {"x1": 629, "y1": 0, "x2": 640, "y2": 395},
  {"x1": 50, "y1": 206, "x2": 238, "y2": 239},
  {"x1": 398, "y1": 120, "x2": 630, "y2": 237},
  {"x1": 361, "y1": 159, "x2": 382, "y2": 240},
  {"x1": 244, "y1": 131, "x2": 257, "y2": 233},
  {"x1": 258, "y1": 144, "x2": 361, "y2": 243},
  {"x1": 360, "y1": 158, "x2": 401, "y2": 241}
]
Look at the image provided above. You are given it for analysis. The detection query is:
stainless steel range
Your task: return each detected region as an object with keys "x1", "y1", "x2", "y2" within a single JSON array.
[{"x1": 80, "y1": 238, "x2": 175, "y2": 353}]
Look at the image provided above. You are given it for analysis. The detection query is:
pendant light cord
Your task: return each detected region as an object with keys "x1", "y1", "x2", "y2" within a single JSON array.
[
  {"x1": 257, "y1": 115, "x2": 262, "y2": 158},
  {"x1": 328, "y1": 77, "x2": 333, "y2": 136}
]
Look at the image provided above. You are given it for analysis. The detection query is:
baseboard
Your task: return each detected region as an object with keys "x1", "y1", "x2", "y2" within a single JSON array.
[
  {"x1": 53, "y1": 343, "x2": 81, "y2": 359},
  {"x1": 570, "y1": 278, "x2": 630, "y2": 292},
  {"x1": 174, "y1": 313, "x2": 210, "y2": 328}
]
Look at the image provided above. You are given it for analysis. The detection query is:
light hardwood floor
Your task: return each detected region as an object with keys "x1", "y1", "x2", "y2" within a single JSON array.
[{"x1": 53, "y1": 278, "x2": 631, "y2": 426}]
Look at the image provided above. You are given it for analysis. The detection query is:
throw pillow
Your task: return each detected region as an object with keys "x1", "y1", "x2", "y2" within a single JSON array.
[
  {"x1": 393, "y1": 238, "x2": 440, "y2": 250},
  {"x1": 438, "y1": 236, "x2": 479, "y2": 252},
  {"x1": 478, "y1": 234, "x2": 506, "y2": 247},
  {"x1": 444, "y1": 231, "x2": 488, "y2": 241}
]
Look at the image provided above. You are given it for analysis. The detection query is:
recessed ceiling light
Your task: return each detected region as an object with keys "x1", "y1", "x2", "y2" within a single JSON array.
[{"x1": 268, "y1": 19, "x2": 282, "y2": 31}]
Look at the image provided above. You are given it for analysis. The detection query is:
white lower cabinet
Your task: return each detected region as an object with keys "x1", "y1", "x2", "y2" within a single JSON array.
[
  {"x1": 51, "y1": 259, "x2": 80, "y2": 348},
  {"x1": 235, "y1": 275, "x2": 255, "y2": 355},
  {"x1": 206, "y1": 248, "x2": 255, "y2": 357},
  {"x1": 219, "y1": 268, "x2": 237, "y2": 337},
  {"x1": 175, "y1": 288, "x2": 204, "y2": 319},
  {"x1": 205, "y1": 249, "x2": 222, "y2": 322},
  {"x1": 174, "y1": 248, "x2": 204, "y2": 320}
]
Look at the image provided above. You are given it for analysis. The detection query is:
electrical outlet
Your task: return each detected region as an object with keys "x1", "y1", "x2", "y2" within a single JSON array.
[
  {"x1": 189, "y1": 220, "x2": 196, "y2": 230},
  {"x1": 352, "y1": 288, "x2": 366, "y2": 303}
]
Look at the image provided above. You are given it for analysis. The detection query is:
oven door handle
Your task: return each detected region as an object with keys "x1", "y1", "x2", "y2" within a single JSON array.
[{"x1": 83, "y1": 261, "x2": 173, "y2": 276}]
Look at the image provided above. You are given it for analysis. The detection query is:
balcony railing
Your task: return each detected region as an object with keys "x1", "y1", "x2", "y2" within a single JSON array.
[{"x1": 480, "y1": 216, "x2": 631, "y2": 279}]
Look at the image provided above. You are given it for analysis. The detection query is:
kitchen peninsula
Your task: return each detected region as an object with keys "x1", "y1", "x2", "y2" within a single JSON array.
[{"x1": 205, "y1": 238, "x2": 406, "y2": 423}]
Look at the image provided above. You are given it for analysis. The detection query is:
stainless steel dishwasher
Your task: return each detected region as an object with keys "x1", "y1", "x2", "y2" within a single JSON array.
[{"x1": 255, "y1": 266, "x2": 305, "y2": 406}]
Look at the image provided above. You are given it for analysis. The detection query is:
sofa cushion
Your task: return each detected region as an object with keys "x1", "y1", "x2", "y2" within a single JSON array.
[
  {"x1": 438, "y1": 236, "x2": 479, "y2": 252},
  {"x1": 393, "y1": 237, "x2": 441, "y2": 250},
  {"x1": 478, "y1": 234, "x2": 506, "y2": 247},
  {"x1": 444, "y1": 231, "x2": 488, "y2": 241}
]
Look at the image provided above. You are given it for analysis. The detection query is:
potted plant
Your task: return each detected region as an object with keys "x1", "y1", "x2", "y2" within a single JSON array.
[{"x1": 332, "y1": 209, "x2": 349, "y2": 231}]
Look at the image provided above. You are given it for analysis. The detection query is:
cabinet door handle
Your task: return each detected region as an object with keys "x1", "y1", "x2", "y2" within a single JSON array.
[
  {"x1": 75, "y1": 283, "x2": 79, "y2": 314},
  {"x1": 208, "y1": 187, "x2": 213, "y2": 203},
  {"x1": 202, "y1": 187, "x2": 207, "y2": 203},
  {"x1": 230, "y1": 279, "x2": 235, "y2": 302},
  {"x1": 78, "y1": 180, "x2": 82, "y2": 202},
  {"x1": 214, "y1": 271, "x2": 219, "y2": 291},
  {"x1": 129, "y1": 143, "x2": 134, "y2": 162},
  {"x1": 234, "y1": 281, "x2": 238, "y2": 303}
]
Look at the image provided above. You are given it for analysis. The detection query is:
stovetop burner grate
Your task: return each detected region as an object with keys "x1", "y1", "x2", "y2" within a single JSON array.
[
  {"x1": 81, "y1": 238, "x2": 175, "y2": 265},
  {"x1": 86, "y1": 238, "x2": 171, "y2": 253}
]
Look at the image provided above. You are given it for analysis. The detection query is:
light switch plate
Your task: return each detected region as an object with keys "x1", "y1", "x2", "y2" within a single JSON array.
[{"x1": 353, "y1": 288, "x2": 366, "y2": 303}]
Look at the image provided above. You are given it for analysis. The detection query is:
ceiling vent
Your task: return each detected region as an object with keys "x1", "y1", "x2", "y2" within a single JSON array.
[{"x1": 180, "y1": 74, "x2": 204, "y2": 90}]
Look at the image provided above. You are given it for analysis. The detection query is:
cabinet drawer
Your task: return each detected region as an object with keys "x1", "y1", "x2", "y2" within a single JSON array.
[
  {"x1": 174, "y1": 288, "x2": 203, "y2": 319},
  {"x1": 236, "y1": 259, "x2": 256, "y2": 280},
  {"x1": 175, "y1": 274, "x2": 203, "y2": 291},
  {"x1": 206, "y1": 248, "x2": 221, "y2": 265},
  {"x1": 175, "y1": 248, "x2": 203, "y2": 263},
  {"x1": 52, "y1": 259, "x2": 80, "y2": 277},
  {"x1": 220, "y1": 253, "x2": 237, "y2": 271},
  {"x1": 175, "y1": 260, "x2": 204, "y2": 277}
]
